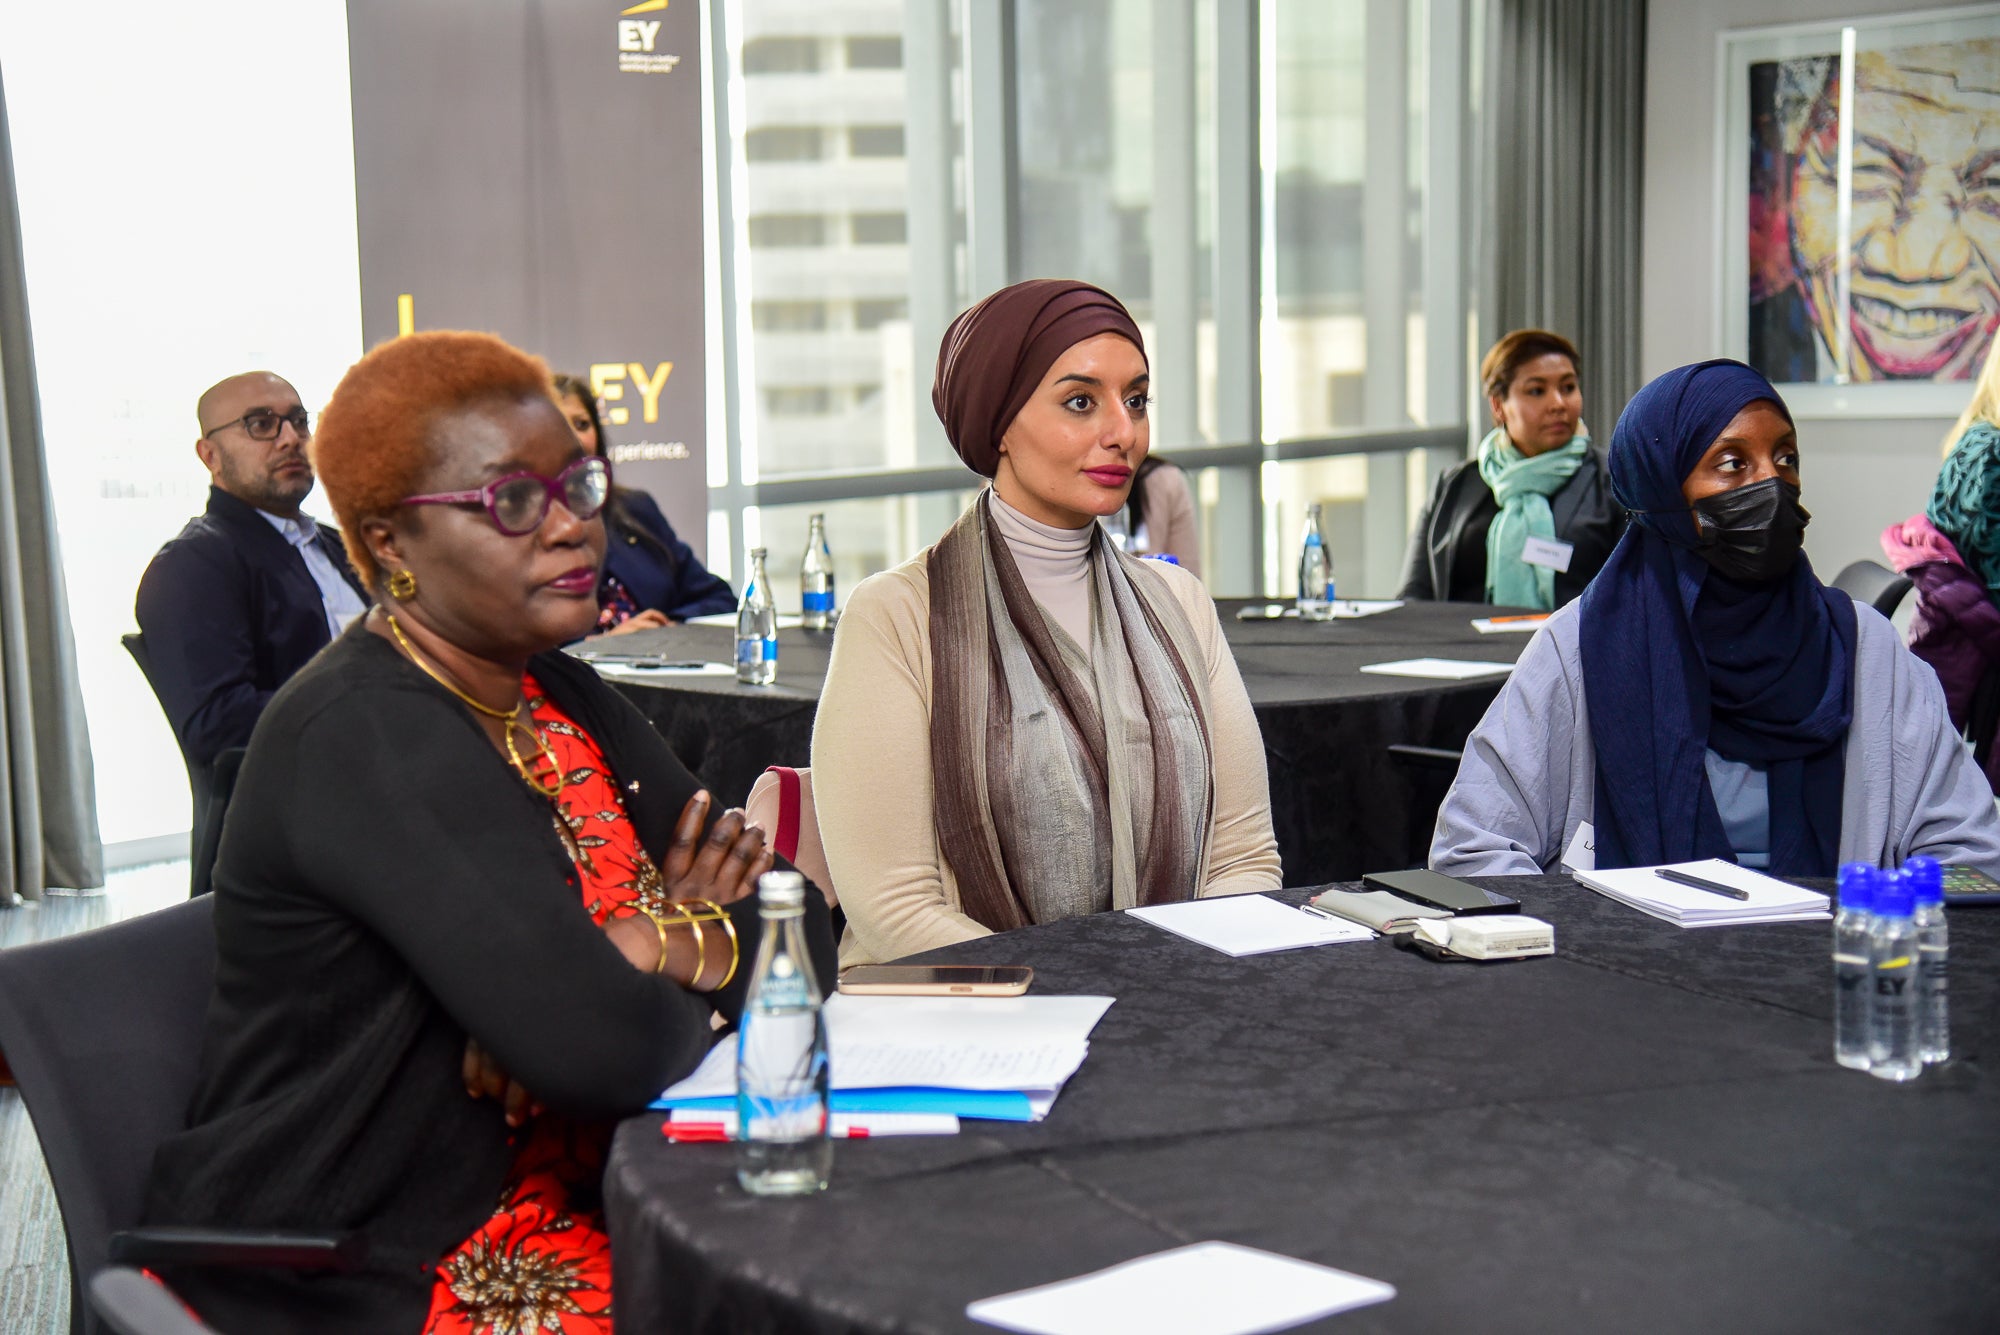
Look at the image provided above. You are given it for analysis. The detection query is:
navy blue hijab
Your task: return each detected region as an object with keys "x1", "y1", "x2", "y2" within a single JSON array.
[{"x1": 1578, "y1": 359, "x2": 1857, "y2": 875}]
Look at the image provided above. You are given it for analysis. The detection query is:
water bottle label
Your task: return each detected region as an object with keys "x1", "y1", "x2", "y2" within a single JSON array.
[
  {"x1": 802, "y1": 591, "x2": 835, "y2": 613},
  {"x1": 736, "y1": 638, "x2": 778, "y2": 667}
]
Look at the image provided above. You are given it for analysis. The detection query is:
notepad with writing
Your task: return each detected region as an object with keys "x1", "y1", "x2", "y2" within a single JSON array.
[{"x1": 1573, "y1": 858, "x2": 1831, "y2": 927}]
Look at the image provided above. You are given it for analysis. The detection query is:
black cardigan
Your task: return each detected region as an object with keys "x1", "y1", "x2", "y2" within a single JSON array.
[
  {"x1": 143, "y1": 626, "x2": 836, "y2": 1334},
  {"x1": 1397, "y1": 445, "x2": 1626, "y2": 607}
]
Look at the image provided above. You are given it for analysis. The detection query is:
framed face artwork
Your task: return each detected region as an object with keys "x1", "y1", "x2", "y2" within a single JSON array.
[{"x1": 1720, "y1": 6, "x2": 2000, "y2": 416}]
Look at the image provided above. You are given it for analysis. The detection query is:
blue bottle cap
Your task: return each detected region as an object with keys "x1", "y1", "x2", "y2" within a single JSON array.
[
  {"x1": 1873, "y1": 870, "x2": 1915, "y2": 919},
  {"x1": 1836, "y1": 862, "x2": 1876, "y2": 913},
  {"x1": 1142, "y1": 553, "x2": 1181, "y2": 565},
  {"x1": 1902, "y1": 856, "x2": 1944, "y2": 906}
]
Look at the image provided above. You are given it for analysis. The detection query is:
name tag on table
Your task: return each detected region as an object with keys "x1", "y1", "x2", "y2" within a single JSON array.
[
  {"x1": 1521, "y1": 535, "x2": 1574, "y2": 572},
  {"x1": 1561, "y1": 821, "x2": 1596, "y2": 873}
]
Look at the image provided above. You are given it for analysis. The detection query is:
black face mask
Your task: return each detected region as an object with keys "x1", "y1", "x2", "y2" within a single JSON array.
[{"x1": 1689, "y1": 477, "x2": 1809, "y2": 583}]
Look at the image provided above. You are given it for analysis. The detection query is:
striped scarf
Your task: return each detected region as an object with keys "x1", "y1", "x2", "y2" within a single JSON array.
[{"x1": 927, "y1": 492, "x2": 1214, "y2": 932}]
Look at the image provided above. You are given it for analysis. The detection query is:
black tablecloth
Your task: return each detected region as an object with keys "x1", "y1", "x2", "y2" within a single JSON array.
[
  {"x1": 595, "y1": 601, "x2": 1529, "y2": 882},
  {"x1": 605, "y1": 884, "x2": 2000, "y2": 1333}
]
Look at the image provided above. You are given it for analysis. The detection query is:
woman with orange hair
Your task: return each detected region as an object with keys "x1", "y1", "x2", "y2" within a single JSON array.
[{"x1": 142, "y1": 331, "x2": 836, "y2": 1334}]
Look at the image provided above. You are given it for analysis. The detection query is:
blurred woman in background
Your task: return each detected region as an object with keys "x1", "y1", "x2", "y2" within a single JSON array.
[
  {"x1": 1108, "y1": 454, "x2": 1201, "y2": 576},
  {"x1": 552, "y1": 372, "x2": 734, "y2": 633},
  {"x1": 1401, "y1": 329, "x2": 1623, "y2": 609},
  {"x1": 1881, "y1": 336, "x2": 2000, "y2": 791}
]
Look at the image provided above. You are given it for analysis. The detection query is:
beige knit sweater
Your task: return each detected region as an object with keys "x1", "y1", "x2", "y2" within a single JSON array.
[{"x1": 812, "y1": 544, "x2": 1282, "y2": 966}]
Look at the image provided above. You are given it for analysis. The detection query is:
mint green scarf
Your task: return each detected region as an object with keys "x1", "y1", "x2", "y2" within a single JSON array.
[{"x1": 1478, "y1": 427, "x2": 1589, "y2": 610}]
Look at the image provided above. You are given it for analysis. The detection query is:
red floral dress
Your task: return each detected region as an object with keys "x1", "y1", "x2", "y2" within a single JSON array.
[{"x1": 423, "y1": 674, "x2": 675, "y2": 1335}]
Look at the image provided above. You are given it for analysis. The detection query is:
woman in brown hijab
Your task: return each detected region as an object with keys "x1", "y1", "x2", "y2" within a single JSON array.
[{"x1": 812, "y1": 279, "x2": 1281, "y2": 965}]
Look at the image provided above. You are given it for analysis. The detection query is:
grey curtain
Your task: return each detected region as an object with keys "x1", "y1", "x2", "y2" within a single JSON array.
[
  {"x1": 1479, "y1": 0, "x2": 1646, "y2": 428},
  {"x1": 0, "y1": 65, "x2": 103, "y2": 903}
]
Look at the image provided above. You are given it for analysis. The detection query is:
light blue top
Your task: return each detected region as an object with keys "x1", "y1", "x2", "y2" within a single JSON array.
[
  {"x1": 1429, "y1": 598, "x2": 2000, "y2": 877},
  {"x1": 259, "y1": 509, "x2": 368, "y2": 638},
  {"x1": 1703, "y1": 751, "x2": 1770, "y2": 869}
]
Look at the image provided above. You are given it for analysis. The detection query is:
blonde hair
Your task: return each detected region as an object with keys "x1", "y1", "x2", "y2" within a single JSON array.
[{"x1": 1945, "y1": 334, "x2": 2000, "y2": 457}]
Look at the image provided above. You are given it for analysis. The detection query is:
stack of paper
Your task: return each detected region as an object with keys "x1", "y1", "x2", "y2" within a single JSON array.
[
  {"x1": 663, "y1": 1109, "x2": 959, "y2": 1141},
  {"x1": 1471, "y1": 613, "x2": 1550, "y2": 634},
  {"x1": 1127, "y1": 895, "x2": 1373, "y2": 956},
  {"x1": 1573, "y1": 858, "x2": 1831, "y2": 927},
  {"x1": 966, "y1": 1242, "x2": 1395, "y2": 1335},
  {"x1": 654, "y1": 993, "x2": 1116, "y2": 1123}
]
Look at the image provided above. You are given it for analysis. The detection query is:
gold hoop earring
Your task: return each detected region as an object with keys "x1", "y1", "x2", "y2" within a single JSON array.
[{"x1": 387, "y1": 569, "x2": 418, "y2": 602}]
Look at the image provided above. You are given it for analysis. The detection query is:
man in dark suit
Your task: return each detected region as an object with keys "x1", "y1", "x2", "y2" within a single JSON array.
[{"x1": 135, "y1": 372, "x2": 370, "y2": 769}]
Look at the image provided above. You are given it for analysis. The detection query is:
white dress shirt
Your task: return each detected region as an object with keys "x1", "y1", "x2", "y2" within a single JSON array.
[{"x1": 259, "y1": 510, "x2": 368, "y2": 638}]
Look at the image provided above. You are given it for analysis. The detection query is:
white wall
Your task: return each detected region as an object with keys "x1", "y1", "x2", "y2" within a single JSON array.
[
  {"x1": 1641, "y1": 0, "x2": 1960, "y2": 581},
  {"x1": 1, "y1": 2, "x2": 363, "y2": 846}
]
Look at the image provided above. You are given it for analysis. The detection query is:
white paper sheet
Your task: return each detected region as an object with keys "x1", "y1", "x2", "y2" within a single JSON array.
[
  {"x1": 587, "y1": 661, "x2": 735, "y2": 681},
  {"x1": 658, "y1": 994, "x2": 1116, "y2": 1101},
  {"x1": 1471, "y1": 615, "x2": 1551, "y2": 635},
  {"x1": 966, "y1": 1241, "x2": 1396, "y2": 1335},
  {"x1": 686, "y1": 612, "x2": 804, "y2": 629},
  {"x1": 1358, "y1": 657, "x2": 1516, "y2": 680},
  {"x1": 1126, "y1": 895, "x2": 1374, "y2": 957},
  {"x1": 1573, "y1": 858, "x2": 1831, "y2": 927},
  {"x1": 667, "y1": 1108, "x2": 960, "y2": 1137}
]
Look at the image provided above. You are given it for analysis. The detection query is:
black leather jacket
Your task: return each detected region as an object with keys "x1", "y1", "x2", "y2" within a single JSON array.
[{"x1": 1398, "y1": 445, "x2": 1625, "y2": 607}]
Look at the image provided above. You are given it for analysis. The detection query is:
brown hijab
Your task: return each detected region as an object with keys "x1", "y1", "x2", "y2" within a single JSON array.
[{"x1": 931, "y1": 279, "x2": 1147, "y2": 477}]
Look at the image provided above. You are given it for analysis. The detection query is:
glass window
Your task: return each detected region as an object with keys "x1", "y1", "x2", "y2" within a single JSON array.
[
  {"x1": 745, "y1": 126, "x2": 824, "y2": 162},
  {"x1": 747, "y1": 214, "x2": 829, "y2": 247},
  {"x1": 1264, "y1": 0, "x2": 1427, "y2": 440},
  {"x1": 848, "y1": 125, "x2": 906, "y2": 158},
  {"x1": 725, "y1": 0, "x2": 967, "y2": 480},
  {"x1": 753, "y1": 300, "x2": 831, "y2": 331},
  {"x1": 1012, "y1": 0, "x2": 1155, "y2": 302},
  {"x1": 850, "y1": 212, "x2": 908, "y2": 245},
  {"x1": 765, "y1": 386, "x2": 836, "y2": 416},
  {"x1": 743, "y1": 36, "x2": 821, "y2": 74},
  {"x1": 845, "y1": 36, "x2": 903, "y2": 69},
  {"x1": 854, "y1": 297, "x2": 909, "y2": 329}
]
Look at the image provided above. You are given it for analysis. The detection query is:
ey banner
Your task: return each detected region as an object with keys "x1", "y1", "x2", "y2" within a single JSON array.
[{"x1": 345, "y1": 0, "x2": 708, "y2": 554}]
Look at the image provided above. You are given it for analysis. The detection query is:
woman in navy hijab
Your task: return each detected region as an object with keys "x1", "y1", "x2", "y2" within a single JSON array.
[{"x1": 1430, "y1": 359, "x2": 2000, "y2": 877}]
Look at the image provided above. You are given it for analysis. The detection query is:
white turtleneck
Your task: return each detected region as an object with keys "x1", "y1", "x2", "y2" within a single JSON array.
[{"x1": 989, "y1": 490, "x2": 1096, "y2": 652}]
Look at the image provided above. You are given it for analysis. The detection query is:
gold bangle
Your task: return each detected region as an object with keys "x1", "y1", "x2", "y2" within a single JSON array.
[
  {"x1": 632, "y1": 906, "x2": 672, "y2": 975},
  {"x1": 686, "y1": 899, "x2": 741, "y2": 991},
  {"x1": 666, "y1": 902, "x2": 709, "y2": 989}
]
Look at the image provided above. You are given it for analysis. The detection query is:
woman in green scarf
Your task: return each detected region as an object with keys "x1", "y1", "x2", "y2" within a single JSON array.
[{"x1": 1399, "y1": 329, "x2": 1626, "y2": 610}]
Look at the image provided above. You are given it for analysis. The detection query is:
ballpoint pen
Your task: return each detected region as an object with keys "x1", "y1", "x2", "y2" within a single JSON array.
[{"x1": 1654, "y1": 867, "x2": 1750, "y2": 901}]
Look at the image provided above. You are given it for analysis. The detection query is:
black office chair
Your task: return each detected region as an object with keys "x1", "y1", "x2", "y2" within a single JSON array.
[
  {"x1": 0, "y1": 898, "x2": 361, "y2": 1335},
  {"x1": 1386, "y1": 744, "x2": 1465, "y2": 869},
  {"x1": 121, "y1": 633, "x2": 244, "y2": 897},
  {"x1": 89, "y1": 1269, "x2": 222, "y2": 1335},
  {"x1": 1830, "y1": 559, "x2": 1914, "y2": 619}
]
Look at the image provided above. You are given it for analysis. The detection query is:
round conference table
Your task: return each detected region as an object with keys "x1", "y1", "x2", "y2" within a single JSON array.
[
  {"x1": 592, "y1": 599, "x2": 1530, "y2": 883},
  {"x1": 604, "y1": 879, "x2": 2000, "y2": 1333}
]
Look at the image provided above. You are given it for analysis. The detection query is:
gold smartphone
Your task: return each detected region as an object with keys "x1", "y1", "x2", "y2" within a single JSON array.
[{"x1": 836, "y1": 965, "x2": 1033, "y2": 996}]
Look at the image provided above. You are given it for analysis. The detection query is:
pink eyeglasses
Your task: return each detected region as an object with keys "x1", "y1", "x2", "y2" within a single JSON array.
[{"x1": 401, "y1": 457, "x2": 612, "y2": 536}]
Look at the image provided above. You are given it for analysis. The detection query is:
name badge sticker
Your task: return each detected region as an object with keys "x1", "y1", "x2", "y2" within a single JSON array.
[
  {"x1": 1560, "y1": 821, "x2": 1595, "y2": 873},
  {"x1": 1521, "y1": 536, "x2": 1575, "y2": 572}
]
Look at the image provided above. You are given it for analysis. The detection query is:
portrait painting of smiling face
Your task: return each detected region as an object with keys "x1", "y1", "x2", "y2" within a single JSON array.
[{"x1": 1746, "y1": 35, "x2": 2000, "y2": 386}]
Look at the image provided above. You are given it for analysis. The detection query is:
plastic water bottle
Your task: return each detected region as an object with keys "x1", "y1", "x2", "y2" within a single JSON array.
[
  {"x1": 1832, "y1": 862, "x2": 1875, "y2": 1071},
  {"x1": 735, "y1": 871, "x2": 831, "y2": 1195},
  {"x1": 800, "y1": 513, "x2": 835, "y2": 631},
  {"x1": 1867, "y1": 869, "x2": 1922, "y2": 1083},
  {"x1": 1297, "y1": 504, "x2": 1332, "y2": 621},
  {"x1": 1907, "y1": 856, "x2": 1949, "y2": 1064},
  {"x1": 735, "y1": 547, "x2": 778, "y2": 685}
]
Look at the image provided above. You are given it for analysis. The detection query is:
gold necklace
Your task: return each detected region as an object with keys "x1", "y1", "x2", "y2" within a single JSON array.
[{"x1": 385, "y1": 613, "x2": 562, "y2": 798}]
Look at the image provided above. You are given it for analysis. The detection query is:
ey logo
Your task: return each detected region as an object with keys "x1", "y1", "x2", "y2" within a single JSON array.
[
  {"x1": 619, "y1": 0, "x2": 665, "y2": 52},
  {"x1": 591, "y1": 362, "x2": 674, "y2": 426}
]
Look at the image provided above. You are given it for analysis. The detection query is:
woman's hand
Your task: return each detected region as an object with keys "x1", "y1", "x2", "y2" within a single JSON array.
[
  {"x1": 601, "y1": 609, "x2": 673, "y2": 636},
  {"x1": 463, "y1": 1038, "x2": 540, "y2": 1128},
  {"x1": 659, "y1": 791, "x2": 773, "y2": 907}
]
